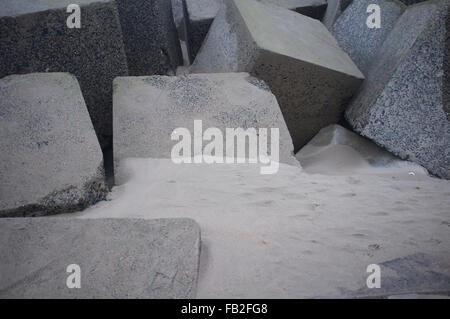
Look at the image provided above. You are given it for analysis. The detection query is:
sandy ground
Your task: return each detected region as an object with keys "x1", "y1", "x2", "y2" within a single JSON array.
[{"x1": 64, "y1": 149, "x2": 450, "y2": 298}]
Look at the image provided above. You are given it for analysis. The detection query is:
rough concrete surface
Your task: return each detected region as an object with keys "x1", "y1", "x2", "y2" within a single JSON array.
[
  {"x1": 345, "y1": 0, "x2": 450, "y2": 179},
  {"x1": 0, "y1": 0, "x2": 129, "y2": 149},
  {"x1": 113, "y1": 72, "x2": 297, "y2": 170},
  {"x1": 332, "y1": 0, "x2": 405, "y2": 74},
  {"x1": 0, "y1": 218, "x2": 201, "y2": 298},
  {"x1": 0, "y1": 73, "x2": 107, "y2": 217},
  {"x1": 191, "y1": 0, "x2": 364, "y2": 151}
]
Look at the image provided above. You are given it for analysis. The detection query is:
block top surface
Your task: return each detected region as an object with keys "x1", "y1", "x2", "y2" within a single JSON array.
[
  {"x1": 186, "y1": 0, "x2": 222, "y2": 21},
  {"x1": 0, "y1": 0, "x2": 111, "y2": 17},
  {"x1": 258, "y1": 0, "x2": 327, "y2": 10},
  {"x1": 234, "y1": 0, "x2": 364, "y2": 78}
]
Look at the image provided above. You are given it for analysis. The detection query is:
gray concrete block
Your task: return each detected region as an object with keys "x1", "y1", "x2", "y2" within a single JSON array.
[
  {"x1": 0, "y1": 73, "x2": 107, "y2": 217},
  {"x1": 113, "y1": 73, "x2": 296, "y2": 169},
  {"x1": 191, "y1": 0, "x2": 364, "y2": 150},
  {"x1": 332, "y1": 0, "x2": 405, "y2": 74},
  {"x1": 345, "y1": 0, "x2": 450, "y2": 179},
  {"x1": 322, "y1": 0, "x2": 353, "y2": 30},
  {"x1": 0, "y1": 218, "x2": 201, "y2": 298},
  {"x1": 0, "y1": 0, "x2": 129, "y2": 149},
  {"x1": 185, "y1": 0, "x2": 328, "y2": 62},
  {"x1": 115, "y1": 0, "x2": 183, "y2": 76}
]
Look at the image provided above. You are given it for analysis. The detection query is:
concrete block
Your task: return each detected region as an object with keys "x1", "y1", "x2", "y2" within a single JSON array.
[
  {"x1": 115, "y1": 0, "x2": 183, "y2": 76},
  {"x1": 345, "y1": 0, "x2": 450, "y2": 179},
  {"x1": 0, "y1": 218, "x2": 201, "y2": 298},
  {"x1": 191, "y1": 0, "x2": 364, "y2": 150},
  {"x1": 0, "y1": 0, "x2": 129, "y2": 149},
  {"x1": 113, "y1": 73, "x2": 296, "y2": 169},
  {"x1": 185, "y1": 0, "x2": 328, "y2": 62},
  {"x1": 332, "y1": 0, "x2": 405, "y2": 74},
  {"x1": 0, "y1": 73, "x2": 107, "y2": 217},
  {"x1": 322, "y1": 0, "x2": 353, "y2": 29}
]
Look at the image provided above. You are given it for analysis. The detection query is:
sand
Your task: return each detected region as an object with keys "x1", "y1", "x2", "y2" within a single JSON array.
[{"x1": 62, "y1": 146, "x2": 450, "y2": 298}]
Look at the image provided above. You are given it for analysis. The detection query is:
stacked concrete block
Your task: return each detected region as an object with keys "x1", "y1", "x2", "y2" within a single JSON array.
[
  {"x1": 0, "y1": 218, "x2": 201, "y2": 298},
  {"x1": 115, "y1": 0, "x2": 183, "y2": 76},
  {"x1": 332, "y1": 0, "x2": 405, "y2": 75},
  {"x1": 322, "y1": 0, "x2": 353, "y2": 29},
  {"x1": 0, "y1": 0, "x2": 129, "y2": 149},
  {"x1": 185, "y1": 0, "x2": 328, "y2": 62},
  {"x1": 346, "y1": 0, "x2": 450, "y2": 179},
  {"x1": 191, "y1": 0, "x2": 364, "y2": 151},
  {"x1": 113, "y1": 73, "x2": 296, "y2": 168},
  {"x1": 0, "y1": 73, "x2": 108, "y2": 217}
]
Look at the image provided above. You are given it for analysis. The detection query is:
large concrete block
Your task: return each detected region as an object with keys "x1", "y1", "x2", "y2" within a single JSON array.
[
  {"x1": 0, "y1": 73, "x2": 107, "y2": 217},
  {"x1": 345, "y1": 0, "x2": 450, "y2": 179},
  {"x1": 113, "y1": 73, "x2": 296, "y2": 169},
  {"x1": 185, "y1": 0, "x2": 328, "y2": 62},
  {"x1": 115, "y1": 0, "x2": 183, "y2": 76},
  {"x1": 322, "y1": 0, "x2": 353, "y2": 29},
  {"x1": 0, "y1": 0, "x2": 129, "y2": 149},
  {"x1": 0, "y1": 218, "x2": 201, "y2": 298},
  {"x1": 191, "y1": 0, "x2": 364, "y2": 150},
  {"x1": 332, "y1": 0, "x2": 405, "y2": 74}
]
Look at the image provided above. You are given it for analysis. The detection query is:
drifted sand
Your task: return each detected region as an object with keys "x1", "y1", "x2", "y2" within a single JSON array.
[{"x1": 66, "y1": 153, "x2": 450, "y2": 298}]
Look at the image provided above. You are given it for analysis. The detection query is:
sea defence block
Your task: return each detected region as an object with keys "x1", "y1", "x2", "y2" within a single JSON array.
[
  {"x1": 345, "y1": 0, "x2": 450, "y2": 179},
  {"x1": 331, "y1": 0, "x2": 405, "y2": 74},
  {"x1": 185, "y1": 0, "x2": 328, "y2": 62},
  {"x1": 0, "y1": 218, "x2": 201, "y2": 298},
  {"x1": 191, "y1": 0, "x2": 364, "y2": 150},
  {"x1": 115, "y1": 0, "x2": 183, "y2": 76},
  {"x1": 113, "y1": 73, "x2": 296, "y2": 169},
  {"x1": 0, "y1": 73, "x2": 107, "y2": 217},
  {"x1": 0, "y1": 0, "x2": 129, "y2": 149},
  {"x1": 322, "y1": 0, "x2": 353, "y2": 29}
]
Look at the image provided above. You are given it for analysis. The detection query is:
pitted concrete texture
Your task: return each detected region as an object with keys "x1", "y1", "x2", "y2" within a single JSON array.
[
  {"x1": 0, "y1": 218, "x2": 201, "y2": 299},
  {"x1": 0, "y1": 73, "x2": 107, "y2": 217},
  {"x1": 0, "y1": 0, "x2": 129, "y2": 149},
  {"x1": 191, "y1": 0, "x2": 364, "y2": 151},
  {"x1": 345, "y1": 0, "x2": 450, "y2": 179},
  {"x1": 115, "y1": 0, "x2": 183, "y2": 76},
  {"x1": 185, "y1": 0, "x2": 328, "y2": 62},
  {"x1": 332, "y1": 0, "x2": 405, "y2": 74},
  {"x1": 113, "y1": 73, "x2": 297, "y2": 170}
]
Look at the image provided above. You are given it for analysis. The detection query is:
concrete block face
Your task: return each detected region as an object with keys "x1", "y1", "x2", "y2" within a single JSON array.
[
  {"x1": 0, "y1": 1, "x2": 129, "y2": 149},
  {"x1": 191, "y1": 0, "x2": 364, "y2": 150},
  {"x1": 346, "y1": 0, "x2": 450, "y2": 179},
  {"x1": 0, "y1": 73, "x2": 108, "y2": 217},
  {"x1": 332, "y1": 0, "x2": 405, "y2": 75},
  {"x1": 322, "y1": 0, "x2": 353, "y2": 29},
  {"x1": 115, "y1": 0, "x2": 183, "y2": 76},
  {"x1": 113, "y1": 73, "x2": 296, "y2": 169},
  {"x1": 185, "y1": 0, "x2": 328, "y2": 62},
  {"x1": 0, "y1": 218, "x2": 201, "y2": 298}
]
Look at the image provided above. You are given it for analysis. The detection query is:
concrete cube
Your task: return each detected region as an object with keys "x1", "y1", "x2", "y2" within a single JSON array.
[
  {"x1": 322, "y1": 0, "x2": 353, "y2": 29},
  {"x1": 185, "y1": 0, "x2": 328, "y2": 62},
  {"x1": 0, "y1": 218, "x2": 201, "y2": 298},
  {"x1": 115, "y1": 0, "x2": 183, "y2": 76},
  {"x1": 345, "y1": 0, "x2": 450, "y2": 179},
  {"x1": 191, "y1": 0, "x2": 364, "y2": 150},
  {"x1": 113, "y1": 73, "x2": 296, "y2": 169},
  {"x1": 0, "y1": 0, "x2": 129, "y2": 149},
  {"x1": 0, "y1": 73, "x2": 108, "y2": 217},
  {"x1": 332, "y1": 0, "x2": 405, "y2": 74}
]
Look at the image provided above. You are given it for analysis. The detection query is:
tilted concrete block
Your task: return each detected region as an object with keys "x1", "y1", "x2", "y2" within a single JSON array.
[
  {"x1": 346, "y1": 0, "x2": 450, "y2": 179},
  {"x1": 113, "y1": 73, "x2": 296, "y2": 170},
  {"x1": 115, "y1": 0, "x2": 183, "y2": 76},
  {"x1": 0, "y1": 0, "x2": 129, "y2": 149},
  {"x1": 0, "y1": 73, "x2": 108, "y2": 217},
  {"x1": 332, "y1": 0, "x2": 405, "y2": 74},
  {"x1": 191, "y1": 0, "x2": 364, "y2": 150},
  {"x1": 0, "y1": 218, "x2": 201, "y2": 298},
  {"x1": 185, "y1": 0, "x2": 328, "y2": 62}
]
